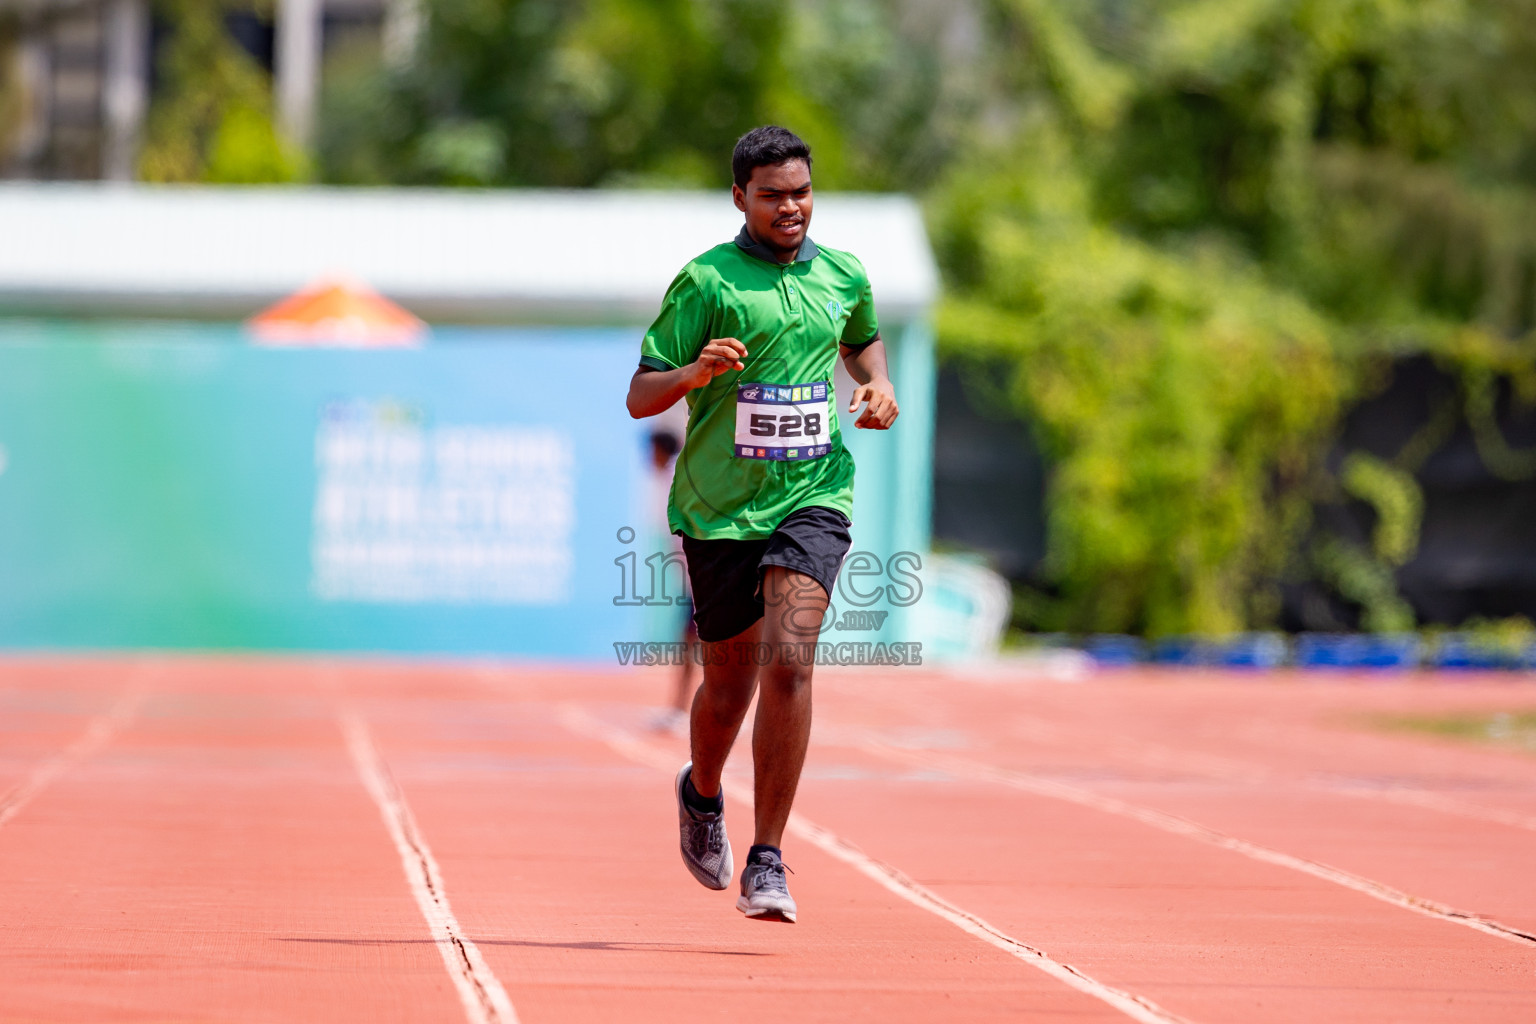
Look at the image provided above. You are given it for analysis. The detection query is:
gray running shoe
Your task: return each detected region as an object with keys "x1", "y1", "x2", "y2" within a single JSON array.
[
  {"x1": 675, "y1": 762, "x2": 732, "y2": 890},
  {"x1": 737, "y1": 849, "x2": 797, "y2": 923}
]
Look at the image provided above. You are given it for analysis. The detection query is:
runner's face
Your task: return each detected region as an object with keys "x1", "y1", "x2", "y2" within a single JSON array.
[{"x1": 733, "y1": 160, "x2": 812, "y2": 262}]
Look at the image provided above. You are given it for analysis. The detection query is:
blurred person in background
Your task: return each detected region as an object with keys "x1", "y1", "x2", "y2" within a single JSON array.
[{"x1": 646, "y1": 428, "x2": 698, "y2": 735}]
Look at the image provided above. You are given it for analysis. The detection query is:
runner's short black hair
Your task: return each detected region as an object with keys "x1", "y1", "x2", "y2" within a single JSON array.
[{"x1": 732, "y1": 126, "x2": 812, "y2": 188}]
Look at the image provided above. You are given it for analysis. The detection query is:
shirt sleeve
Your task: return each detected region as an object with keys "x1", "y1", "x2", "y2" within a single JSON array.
[
  {"x1": 840, "y1": 264, "x2": 880, "y2": 349},
  {"x1": 639, "y1": 271, "x2": 708, "y2": 372}
]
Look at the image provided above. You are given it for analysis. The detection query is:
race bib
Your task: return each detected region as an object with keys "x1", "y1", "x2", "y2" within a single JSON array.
[{"x1": 734, "y1": 381, "x2": 833, "y2": 461}]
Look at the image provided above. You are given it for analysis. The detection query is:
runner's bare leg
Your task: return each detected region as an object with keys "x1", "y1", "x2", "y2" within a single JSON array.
[
  {"x1": 688, "y1": 620, "x2": 762, "y2": 799},
  {"x1": 751, "y1": 566, "x2": 828, "y2": 848},
  {"x1": 670, "y1": 621, "x2": 700, "y2": 714}
]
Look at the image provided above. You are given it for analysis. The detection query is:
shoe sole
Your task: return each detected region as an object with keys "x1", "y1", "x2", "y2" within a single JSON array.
[
  {"x1": 676, "y1": 762, "x2": 732, "y2": 891},
  {"x1": 736, "y1": 896, "x2": 797, "y2": 923}
]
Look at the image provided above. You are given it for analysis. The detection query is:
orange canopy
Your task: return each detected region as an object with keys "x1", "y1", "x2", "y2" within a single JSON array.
[{"x1": 246, "y1": 278, "x2": 427, "y2": 347}]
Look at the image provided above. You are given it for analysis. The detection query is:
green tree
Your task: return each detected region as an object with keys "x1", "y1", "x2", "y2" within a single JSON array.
[
  {"x1": 318, "y1": 0, "x2": 958, "y2": 189},
  {"x1": 140, "y1": 0, "x2": 303, "y2": 183},
  {"x1": 931, "y1": 0, "x2": 1536, "y2": 634}
]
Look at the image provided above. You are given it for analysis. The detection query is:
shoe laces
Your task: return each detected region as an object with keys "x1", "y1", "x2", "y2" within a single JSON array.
[
  {"x1": 687, "y1": 816, "x2": 724, "y2": 857},
  {"x1": 747, "y1": 856, "x2": 793, "y2": 893}
]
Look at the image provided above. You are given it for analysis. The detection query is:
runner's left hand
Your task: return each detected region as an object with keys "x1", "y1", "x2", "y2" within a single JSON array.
[{"x1": 848, "y1": 380, "x2": 898, "y2": 429}]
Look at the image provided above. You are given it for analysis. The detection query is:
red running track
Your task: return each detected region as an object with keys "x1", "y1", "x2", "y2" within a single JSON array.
[{"x1": 1, "y1": 656, "x2": 1534, "y2": 1022}]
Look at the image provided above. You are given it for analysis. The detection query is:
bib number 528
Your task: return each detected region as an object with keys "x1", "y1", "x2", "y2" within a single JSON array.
[{"x1": 749, "y1": 412, "x2": 822, "y2": 438}]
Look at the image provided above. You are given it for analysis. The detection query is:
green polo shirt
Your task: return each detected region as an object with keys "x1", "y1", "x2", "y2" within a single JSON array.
[{"x1": 640, "y1": 227, "x2": 880, "y2": 540}]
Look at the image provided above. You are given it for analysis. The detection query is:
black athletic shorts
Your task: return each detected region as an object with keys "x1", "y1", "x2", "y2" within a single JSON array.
[{"x1": 679, "y1": 506, "x2": 853, "y2": 642}]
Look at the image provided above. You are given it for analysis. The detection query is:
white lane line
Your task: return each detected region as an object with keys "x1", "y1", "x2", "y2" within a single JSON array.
[
  {"x1": 856, "y1": 739, "x2": 1536, "y2": 949},
  {"x1": 877, "y1": 696, "x2": 1536, "y2": 838},
  {"x1": 991, "y1": 708, "x2": 1536, "y2": 837},
  {"x1": 557, "y1": 704, "x2": 1197, "y2": 1024},
  {"x1": 1335, "y1": 785, "x2": 1536, "y2": 834},
  {"x1": 0, "y1": 688, "x2": 142, "y2": 830},
  {"x1": 341, "y1": 711, "x2": 519, "y2": 1024}
]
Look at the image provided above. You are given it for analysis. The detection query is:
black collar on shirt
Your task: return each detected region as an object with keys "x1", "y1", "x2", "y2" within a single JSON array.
[{"x1": 734, "y1": 224, "x2": 820, "y2": 265}]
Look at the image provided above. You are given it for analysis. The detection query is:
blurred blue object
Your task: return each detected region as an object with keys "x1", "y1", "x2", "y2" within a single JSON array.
[
  {"x1": 1211, "y1": 633, "x2": 1288, "y2": 669},
  {"x1": 1146, "y1": 633, "x2": 1287, "y2": 668},
  {"x1": 1072, "y1": 632, "x2": 1536, "y2": 672},
  {"x1": 1086, "y1": 634, "x2": 1146, "y2": 666},
  {"x1": 1294, "y1": 633, "x2": 1356, "y2": 668},
  {"x1": 1295, "y1": 633, "x2": 1419, "y2": 670},
  {"x1": 1354, "y1": 634, "x2": 1422, "y2": 669},
  {"x1": 1150, "y1": 636, "x2": 1202, "y2": 665}
]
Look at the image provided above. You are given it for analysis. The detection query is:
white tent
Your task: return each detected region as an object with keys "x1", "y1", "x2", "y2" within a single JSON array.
[{"x1": 0, "y1": 185, "x2": 939, "y2": 323}]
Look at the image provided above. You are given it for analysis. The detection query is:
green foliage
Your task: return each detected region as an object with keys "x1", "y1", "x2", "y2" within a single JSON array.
[
  {"x1": 1310, "y1": 537, "x2": 1415, "y2": 633},
  {"x1": 140, "y1": 0, "x2": 304, "y2": 183},
  {"x1": 1458, "y1": 616, "x2": 1536, "y2": 660},
  {"x1": 1339, "y1": 453, "x2": 1420, "y2": 566},
  {"x1": 930, "y1": 0, "x2": 1536, "y2": 635},
  {"x1": 1315, "y1": 450, "x2": 1420, "y2": 642},
  {"x1": 936, "y1": 133, "x2": 1343, "y2": 635},
  {"x1": 1447, "y1": 332, "x2": 1536, "y2": 480},
  {"x1": 204, "y1": 105, "x2": 305, "y2": 184},
  {"x1": 318, "y1": 0, "x2": 958, "y2": 190}
]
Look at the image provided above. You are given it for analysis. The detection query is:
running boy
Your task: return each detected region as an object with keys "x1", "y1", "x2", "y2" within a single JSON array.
[{"x1": 626, "y1": 125, "x2": 898, "y2": 922}]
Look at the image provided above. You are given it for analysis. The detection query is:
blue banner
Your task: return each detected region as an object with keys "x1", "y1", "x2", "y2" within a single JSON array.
[{"x1": 0, "y1": 325, "x2": 648, "y2": 656}]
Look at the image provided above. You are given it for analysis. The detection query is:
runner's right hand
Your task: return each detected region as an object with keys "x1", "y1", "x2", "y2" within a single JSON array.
[{"x1": 687, "y1": 338, "x2": 747, "y2": 387}]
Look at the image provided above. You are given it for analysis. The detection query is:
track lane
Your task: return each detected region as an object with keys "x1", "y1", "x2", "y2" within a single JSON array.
[
  {"x1": 0, "y1": 672, "x2": 143, "y2": 832},
  {"x1": 824, "y1": 670, "x2": 1536, "y2": 935},
  {"x1": 793, "y1": 728, "x2": 1536, "y2": 1022},
  {"x1": 0, "y1": 660, "x2": 476, "y2": 1023},
  {"x1": 342, "y1": 709, "x2": 520, "y2": 1024},
  {"x1": 5, "y1": 657, "x2": 1533, "y2": 1023},
  {"x1": 0, "y1": 660, "x2": 144, "y2": 805},
  {"x1": 559, "y1": 703, "x2": 1196, "y2": 1024},
  {"x1": 460, "y1": 665, "x2": 1536, "y2": 1024},
  {"x1": 852, "y1": 736, "x2": 1536, "y2": 946},
  {"x1": 348, "y1": 666, "x2": 1138, "y2": 1024},
  {"x1": 957, "y1": 672, "x2": 1536, "y2": 820}
]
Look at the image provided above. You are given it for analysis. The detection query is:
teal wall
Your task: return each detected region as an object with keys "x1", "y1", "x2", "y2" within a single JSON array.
[
  {"x1": 837, "y1": 320, "x2": 935, "y2": 643},
  {"x1": 0, "y1": 320, "x2": 934, "y2": 658}
]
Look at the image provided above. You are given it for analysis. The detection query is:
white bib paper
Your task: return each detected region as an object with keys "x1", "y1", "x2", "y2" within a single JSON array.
[{"x1": 733, "y1": 381, "x2": 833, "y2": 461}]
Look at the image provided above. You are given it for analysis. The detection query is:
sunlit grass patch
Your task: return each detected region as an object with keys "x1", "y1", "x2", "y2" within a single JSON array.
[{"x1": 1375, "y1": 711, "x2": 1536, "y2": 754}]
